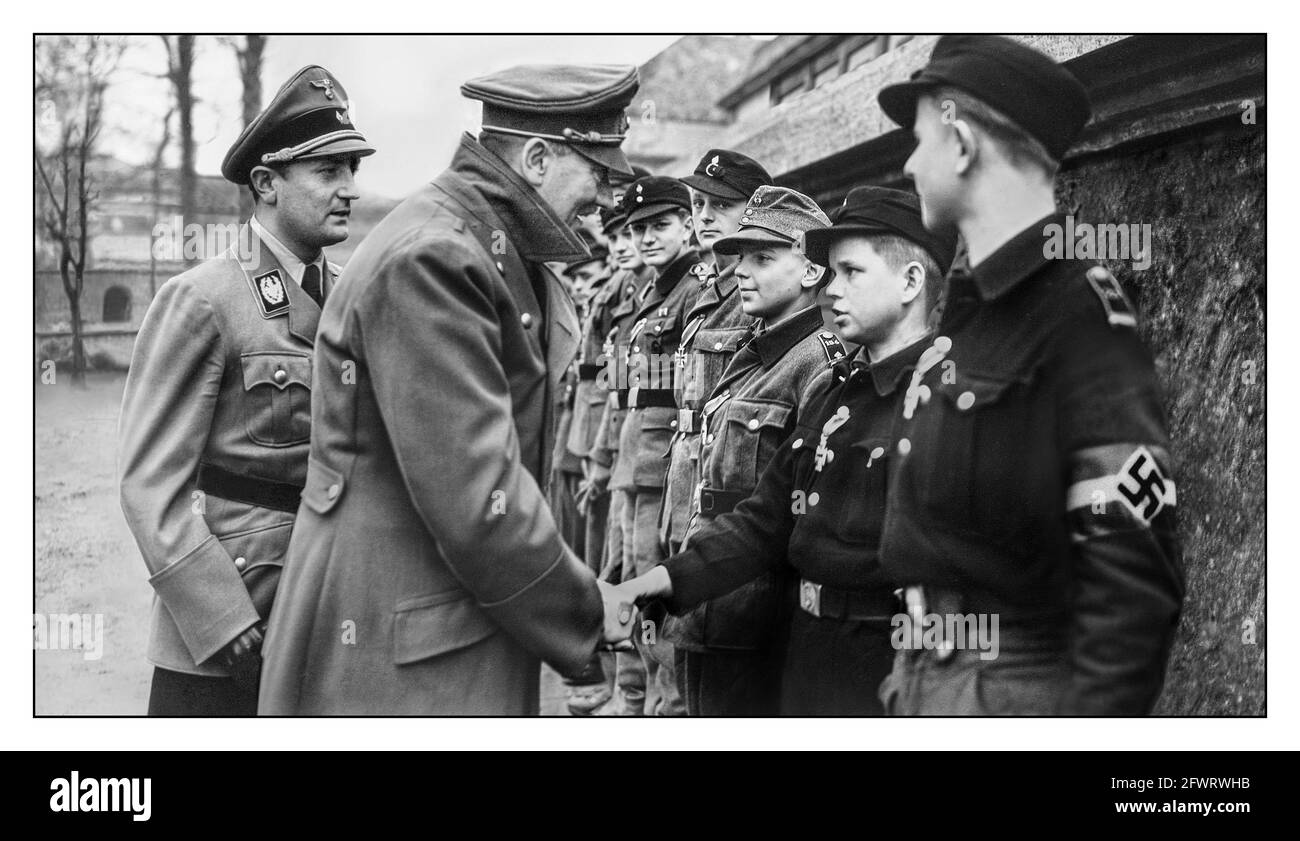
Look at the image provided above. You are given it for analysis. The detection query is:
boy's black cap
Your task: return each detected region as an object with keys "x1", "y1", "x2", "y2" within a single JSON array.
[
  {"x1": 878, "y1": 35, "x2": 1091, "y2": 161},
  {"x1": 802, "y1": 186, "x2": 958, "y2": 274},
  {"x1": 624, "y1": 176, "x2": 691, "y2": 225},
  {"x1": 680, "y1": 149, "x2": 772, "y2": 201}
]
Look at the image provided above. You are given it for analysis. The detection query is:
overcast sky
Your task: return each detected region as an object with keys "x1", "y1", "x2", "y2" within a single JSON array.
[{"x1": 99, "y1": 35, "x2": 683, "y2": 201}]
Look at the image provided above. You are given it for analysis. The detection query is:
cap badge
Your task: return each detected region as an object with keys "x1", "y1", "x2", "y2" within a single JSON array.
[
  {"x1": 636, "y1": 184, "x2": 643, "y2": 193},
  {"x1": 310, "y1": 78, "x2": 336, "y2": 100},
  {"x1": 704, "y1": 155, "x2": 722, "y2": 177}
]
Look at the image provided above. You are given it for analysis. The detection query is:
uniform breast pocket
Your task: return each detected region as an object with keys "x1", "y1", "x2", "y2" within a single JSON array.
[
  {"x1": 714, "y1": 398, "x2": 793, "y2": 491},
  {"x1": 686, "y1": 328, "x2": 745, "y2": 402},
  {"x1": 240, "y1": 351, "x2": 312, "y2": 447},
  {"x1": 922, "y1": 370, "x2": 1036, "y2": 549},
  {"x1": 644, "y1": 315, "x2": 679, "y2": 355},
  {"x1": 833, "y1": 436, "x2": 890, "y2": 545}
]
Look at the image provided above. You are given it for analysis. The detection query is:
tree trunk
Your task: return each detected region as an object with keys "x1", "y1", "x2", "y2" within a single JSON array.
[
  {"x1": 236, "y1": 35, "x2": 265, "y2": 221},
  {"x1": 176, "y1": 35, "x2": 197, "y2": 264}
]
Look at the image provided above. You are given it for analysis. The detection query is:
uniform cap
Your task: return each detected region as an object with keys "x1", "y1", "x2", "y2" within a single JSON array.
[
  {"x1": 221, "y1": 65, "x2": 374, "y2": 185},
  {"x1": 623, "y1": 176, "x2": 692, "y2": 225},
  {"x1": 802, "y1": 186, "x2": 958, "y2": 274},
  {"x1": 679, "y1": 148, "x2": 772, "y2": 201}
]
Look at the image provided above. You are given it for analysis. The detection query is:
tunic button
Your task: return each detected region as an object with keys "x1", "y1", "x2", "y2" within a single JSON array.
[
  {"x1": 670, "y1": 419, "x2": 678, "y2": 429},
  {"x1": 520, "y1": 313, "x2": 534, "y2": 329},
  {"x1": 654, "y1": 324, "x2": 663, "y2": 333},
  {"x1": 957, "y1": 391, "x2": 976, "y2": 411},
  {"x1": 934, "y1": 336, "x2": 952, "y2": 353},
  {"x1": 898, "y1": 438, "x2": 912, "y2": 455},
  {"x1": 706, "y1": 434, "x2": 715, "y2": 444},
  {"x1": 713, "y1": 341, "x2": 723, "y2": 350},
  {"x1": 808, "y1": 492, "x2": 819, "y2": 507},
  {"x1": 273, "y1": 369, "x2": 287, "y2": 384},
  {"x1": 327, "y1": 483, "x2": 341, "y2": 500},
  {"x1": 495, "y1": 261, "x2": 504, "y2": 273},
  {"x1": 747, "y1": 418, "x2": 760, "y2": 431},
  {"x1": 792, "y1": 438, "x2": 803, "y2": 449},
  {"x1": 234, "y1": 556, "x2": 247, "y2": 570}
]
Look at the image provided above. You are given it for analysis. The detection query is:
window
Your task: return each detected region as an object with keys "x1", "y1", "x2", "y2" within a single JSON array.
[{"x1": 103, "y1": 286, "x2": 131, "y2": 323}]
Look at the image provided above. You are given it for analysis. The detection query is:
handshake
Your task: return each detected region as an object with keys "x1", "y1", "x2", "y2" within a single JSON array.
[{"x1": 596, "y1": 566, "x2": 674, "y2": 645}]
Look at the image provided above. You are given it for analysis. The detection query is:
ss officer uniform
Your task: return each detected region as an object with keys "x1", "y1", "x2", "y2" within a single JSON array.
[
  {"x1": 118, "y1": 66, "x2": 374, "y2": 715},
  {"x1": 657, "y1": 188, "x2": 957, "y2": 714},
  {"x1": 875, "y1": 36, "x2": 1184, "y2": 715},
  {"x1": 258, "y1": 64, "x2": 639, "y2": 714}
]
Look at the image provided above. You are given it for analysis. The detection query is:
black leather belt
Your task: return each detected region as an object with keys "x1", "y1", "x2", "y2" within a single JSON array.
[
  {"x1": 619, "y1": 388, "x2": 678, "y2": 409},
  {"x1": 577, "y1": 363, "x2": 603, "y2": 381},
  {"x1": 697, "y1": 487, "x2": 748, "y2": 516},
  {"x1": 196, "y1": 462, "x2": 304, "y2": 514},
  {"x1": 799, "y1": 579, "x2": 898, "y2": 622}
]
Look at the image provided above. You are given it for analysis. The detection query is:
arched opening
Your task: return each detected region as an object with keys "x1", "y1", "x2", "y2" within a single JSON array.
[{"x1": 103, "y1": 286, "x2": 131, "y2": 323}]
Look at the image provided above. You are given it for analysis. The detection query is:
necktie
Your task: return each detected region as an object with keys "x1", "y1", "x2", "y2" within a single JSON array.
[{"x1": 301, "y1": 262, "x2": 323, "y2": 308}]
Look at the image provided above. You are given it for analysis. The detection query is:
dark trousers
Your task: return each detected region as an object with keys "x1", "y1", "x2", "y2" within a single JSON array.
[
  {"x1": 148, "y1": 666, "x2": 259, "y2": 716},
  {"x1": 779, "y1": 609, "x2": 895, "y2": 716},
  {"x1": 676, "y1": 647, "x2": 782, "y2": 716}
]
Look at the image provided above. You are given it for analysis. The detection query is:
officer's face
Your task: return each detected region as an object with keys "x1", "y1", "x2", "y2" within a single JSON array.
[
  {"x1": 690, "y1": 189, "x2": 745, "y2": 250},
  {"x1": 903, "y1": 95, "x2": 963, "y2": 230},
  {"x1": 269, "y1": 155, "x2": 361, "y2": 252},
  {"x1": 630, "y1": 211, "x2": 692, "y2": 268},
  {"x1": 609, "y1": 226, "x2": 644, "y2": 271},
  {"x1": 825, "y1": 237, "x2": 911, "y2": 346},
  {"x1": 734, "y1": 244, "x2": 816, "y2": 321},
  {"x1": 539, "y1": 148, "x2": 613, "y2": 226}
]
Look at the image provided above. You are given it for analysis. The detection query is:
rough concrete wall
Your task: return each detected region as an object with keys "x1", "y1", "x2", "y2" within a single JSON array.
[{"x1": 1058, "y1": 121, "x2": 1265, "y2": 714}]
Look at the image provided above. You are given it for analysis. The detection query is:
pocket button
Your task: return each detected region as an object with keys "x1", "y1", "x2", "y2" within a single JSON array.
[
  {"x1": 234, "y1": 556, "x2": 248, "y2": 570},
  {"x1": 273, "y1": 369, "x2": 287, "y2": 384},
  {"x1": 327, "y1": 483, "x2": 341, "y2": 500}
]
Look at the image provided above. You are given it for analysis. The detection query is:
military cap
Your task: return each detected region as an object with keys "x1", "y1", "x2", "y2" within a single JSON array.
[
  {"x1": 878, "y1": 35, "x2": 1091, "y2": 161},
  {"x1": 600, "y1": 205, "x2": 629, "y2": 235},
  {"x1": 680, "y1": 149, "x2": 772, "y2": 201},
  {"x1": 803, "y1": 186, "x2": 958, "y2": 274},
  {"x1": 221, "y1": 66, "x2": 374, "y2": 185},
  {"x1": 624, "y1": 176, "x2": 692, "y2": 225},
  {"x1": 462, "y1": 64, "x2": 639, "y2": 176},
  {"x1": 712, "y1": 185, "x2": 831, "y2": 259}
]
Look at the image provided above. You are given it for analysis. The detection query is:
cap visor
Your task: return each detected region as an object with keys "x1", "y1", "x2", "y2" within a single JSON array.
[
  {"x1": 626, "y1": 202, "x2": 686, "y2": 226},
  {"x1": 877, "y1": 81, "x2": 925, "y2": 129},
  {"x1": 574, "y1": 144, "x2": 633, "y2": 178},
  {"x1": 712, "y1": 227, "x2": 794, "y2": 256},
  {"x1": 802, "y1": 222, "x2": 907, "y2": 267},
  {"x1": 295, "y1": 137, "x2": 377, "y2": 161},
  {"x1": 679, "y1": 175, "x2": 748, "y2": 200}
]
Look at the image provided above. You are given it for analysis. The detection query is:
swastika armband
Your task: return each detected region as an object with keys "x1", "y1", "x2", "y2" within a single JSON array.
[
  {"x1": 1066, "y1": 444, "x2": 1177, "y2": 535},
  {"x1": 1086, "y1": 266, "x2": 1137, "y2": 329}
]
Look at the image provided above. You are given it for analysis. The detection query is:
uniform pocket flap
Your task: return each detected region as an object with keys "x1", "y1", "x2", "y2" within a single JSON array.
[
  {"x1": 301, "y1": 456, "x2": 345, "y2": 515},
  {"x1": 644, "y1": 314, "x2": 679, "y2": 336},
  {"x1": 726, "y1": 398, "x2": 793, "y2": 431},
  {"x1": 639, "y1": 405, "x2": 680, "y2": 432},
  {"x1": 240, "y1": 351, "x2": 312, "y2": 391},
  {"x1": 936, "y1": 371, "x2": 1020, "y2": 410},
  {"x1": 693, "y1": 327, "x2": 747, "y2": 353},
  {"x1": 849, "y1": 436, "x2": 891, "y2": 462},
  {"x1": 392, "y1": 590, "x2": 498, "y2": 665}
]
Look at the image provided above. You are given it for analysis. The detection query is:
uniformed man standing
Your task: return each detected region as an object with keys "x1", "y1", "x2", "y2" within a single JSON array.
[
  {"x1": 118, "y1": 66, "x2": 374, "y2": 715},
  {"x1": 613, "y1": 187, "x2": 957, "y2": 715},
  {"x1": 257, "y1": 65, "x2": 638, "y2": 715},
  {"x1": 874, "y1": 35, "x2": 1184, "y2": 714},
  {"x1": 609, "y1": 175, "x2": 701, "y2": 716}
]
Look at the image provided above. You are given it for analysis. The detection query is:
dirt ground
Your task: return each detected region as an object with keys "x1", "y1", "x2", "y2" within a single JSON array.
[{"x1": 34, "y1": 371, "x2": 568, "y2": 716}]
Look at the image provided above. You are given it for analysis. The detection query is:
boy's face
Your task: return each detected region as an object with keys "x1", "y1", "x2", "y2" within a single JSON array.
[
  {"x1": 630, "y1": 210, "x2": 692, "y2": 269},
  {"x1": 733, "y1": 243, "x2": 812, "y2": 320},
  {"x1": 608, "y1": 225, "x2": 645, "y2": 271},
  {"x1": 690, "y1": 189, "x2": 746, "y2": 251},
  {"x1": 824, "y1": 236, "x2": 910, "y2": 346},
  {"x1": 902, "y1": 94, "x2": 963, "y2": 231}
]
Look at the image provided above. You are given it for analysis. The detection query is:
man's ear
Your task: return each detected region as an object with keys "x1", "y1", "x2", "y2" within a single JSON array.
[
  {"x1": 900, "y1": 261, "x2": 926, "y2": 305},
  {"x1": 520, "y1": 138, "x2": 551, "y2": 188},
  {"x1": 951, "y1": 118, "x2": 979, "y2": 176},
  {"x1": 679, "y1": 211, "x2": 694, "y2": 241},
  {"x1": 801, "y1": 258, "x2": 823, "y2": 290},
  {"x1": 249, "y1": 166, "x2": 278, "y2": 205}
]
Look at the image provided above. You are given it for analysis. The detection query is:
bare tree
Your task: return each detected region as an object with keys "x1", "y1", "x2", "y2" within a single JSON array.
[
  {"x1": 35, "y1": 35, "x2": 124, "y2": 386},
  {"x1": 160, "y1": 35, "x2": 197, "y2": 262},
  {"x1": 220, "y1": 35, "x2": 267, "y2": 220}
]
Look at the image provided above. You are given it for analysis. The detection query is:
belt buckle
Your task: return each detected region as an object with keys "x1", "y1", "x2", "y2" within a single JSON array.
[
  {"x1": 677, "y1": 408, "x2": 695, "y2": 433},
  {"x1": 799, "y1": 579, "x2": 822, "y2": 618}
]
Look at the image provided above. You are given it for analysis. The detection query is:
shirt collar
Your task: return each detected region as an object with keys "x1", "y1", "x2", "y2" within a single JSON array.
[
  {"x1": 851, "y1": 332, "x2": 933, "y2": 397},
  {"x1": 250, "y1": 215, "x2": 323, "y2": 286},
  {"x1": 751, "y1": 304, "x2": 823, "y2": 368},
  {"x1": 653, "y1": 248, "x2": 701, "y2": 296},
  {"x1": 967, "y1": 212, "x2": 1061, "y2": 301}
]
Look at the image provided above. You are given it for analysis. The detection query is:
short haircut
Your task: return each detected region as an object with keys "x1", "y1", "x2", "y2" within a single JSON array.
[
  {"x1": 869, "y1": 234, "x2": 944, "y2": 313},
  {"x1": 929, "y1": 85, "x2": 1058, "y2": 178}
]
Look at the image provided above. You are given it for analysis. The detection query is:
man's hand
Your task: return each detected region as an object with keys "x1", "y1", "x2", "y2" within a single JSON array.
[
  {"x1": 220, "y1": 622, "x2": 265, "y2": 670},
  {"x1": 577, "y1": 459, "x2": 610, "y2": 515},
  {"x1": 597, "y1": 579, "x2": 635, "y2": 645},
  {"x1": 615, "y1": 566, "x2": 674, "y2": 606}
]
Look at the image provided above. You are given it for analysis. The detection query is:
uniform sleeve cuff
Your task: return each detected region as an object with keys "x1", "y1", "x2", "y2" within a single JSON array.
[{"x1": 147, "y1": 535, "x2": 260, "y2": 665}]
